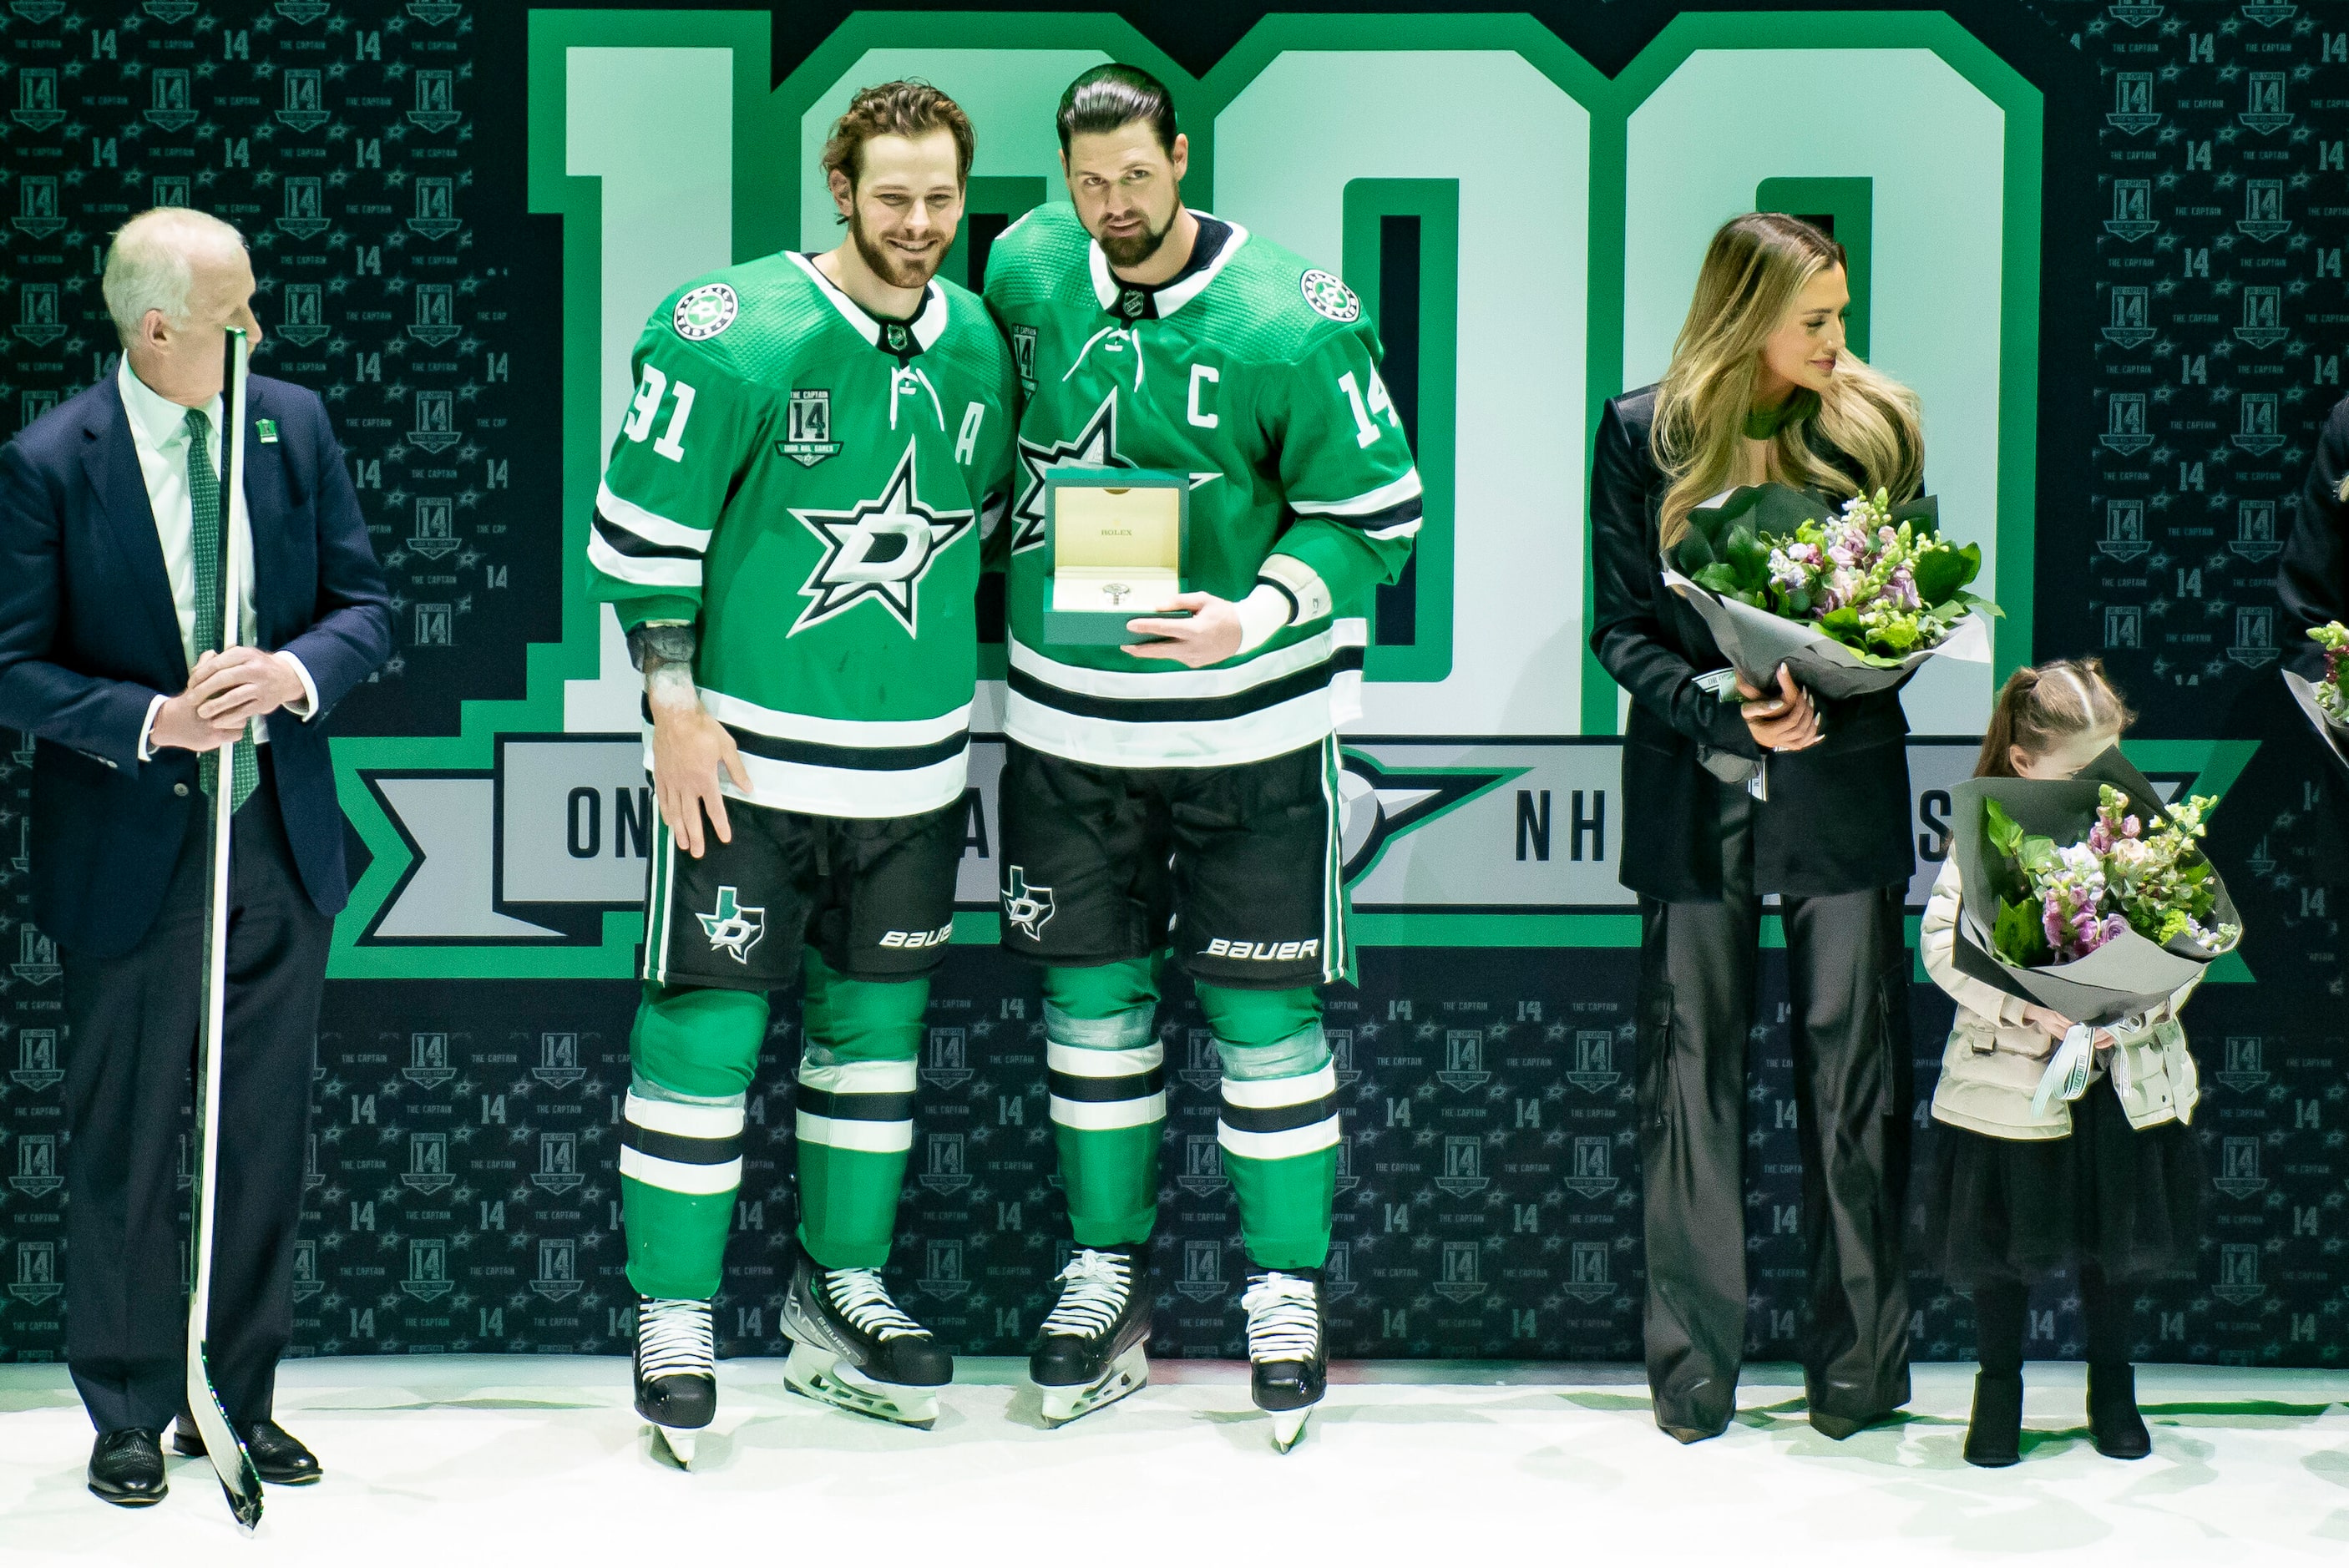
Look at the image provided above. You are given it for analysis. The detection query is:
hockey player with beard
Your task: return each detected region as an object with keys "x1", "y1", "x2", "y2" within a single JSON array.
[
  {"x1": 984, "y1": 65, "x2": 1420, "y2": 1451},
  {"x1": 586, "y1": 83, "x2": 1015, "y2": 1463}
]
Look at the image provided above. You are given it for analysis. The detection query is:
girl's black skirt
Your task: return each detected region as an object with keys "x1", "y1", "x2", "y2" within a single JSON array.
[{"x1": 1916, "y1": 1083, "x2": 2205, "y2": 1286}]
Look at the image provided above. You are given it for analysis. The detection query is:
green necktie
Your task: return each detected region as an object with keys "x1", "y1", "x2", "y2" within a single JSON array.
[{"x1": 185, "y1": 407, "x2": 258, "y2": 814}]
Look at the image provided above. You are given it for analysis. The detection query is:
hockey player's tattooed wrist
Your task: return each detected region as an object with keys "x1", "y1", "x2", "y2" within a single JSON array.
[
  {"x1": 645, "y1": 660, "x2": 700, "y2": 711},
  {"x1": 627, "y1": 620, "x2": 700, "y2": 675}
]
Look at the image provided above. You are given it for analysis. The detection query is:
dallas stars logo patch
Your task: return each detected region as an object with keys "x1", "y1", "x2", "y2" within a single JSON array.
[
  {"x1": 1000, "y1": 866, "x2": 1056, "y2": 940},
  {"x1": 697, "y1": 886, "x2": 766, "y2": 963},
  {"x1": 789, "y1": 438, "x2": 975, "y2": 635},
  {"x1": 1010, "y1": 393, "x2": 1219, "y2": 554}
]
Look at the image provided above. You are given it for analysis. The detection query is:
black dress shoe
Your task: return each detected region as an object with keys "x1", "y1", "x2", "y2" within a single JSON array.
[
  {"x1": 1808, "y1": 1407, "x2": 1891, "y2": 1441},
  {"x1": 172, "y1": 1418, "x2": 324, "y2": 1485},
  {"x1": 89, "y1": 1429, "x2": 167, "y2": 1506},
  {"x1": 2086, "y1": 1363, "x2": 2152, "y2": 1460}
]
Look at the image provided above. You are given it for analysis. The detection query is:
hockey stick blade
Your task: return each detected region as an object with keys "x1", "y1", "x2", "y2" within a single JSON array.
[{"x1": 183, "y1": 326, "x2": 264, "y2": 1531}]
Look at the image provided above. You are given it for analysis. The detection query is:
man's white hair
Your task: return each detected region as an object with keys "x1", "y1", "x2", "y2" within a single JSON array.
[{"x1": 101, "y1": 207, "x2": 246, "y2": 343}]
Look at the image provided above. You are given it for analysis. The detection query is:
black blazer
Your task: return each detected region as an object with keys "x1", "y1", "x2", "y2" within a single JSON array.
[
  {"x1": 2281, "y1": 393, "x2": 2349, "y2": 681},
  {"x1": 1588, "y1": 385, "x2": 1915, "y2": 901},
  {"x1": 0, "y1": 372, "x2": 393, "y2": 958}
]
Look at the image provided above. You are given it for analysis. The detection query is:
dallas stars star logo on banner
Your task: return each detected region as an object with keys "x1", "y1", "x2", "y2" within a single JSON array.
[
  {"x1": 790, "y1": 438, "x2": 974, "y2": 634},
  {"x1": 1336, "y1": 753, "x2": 1519, "y2": 884},
  {"x1": 1010, "y1": 392, "x2": 1220, "y2": 553}
]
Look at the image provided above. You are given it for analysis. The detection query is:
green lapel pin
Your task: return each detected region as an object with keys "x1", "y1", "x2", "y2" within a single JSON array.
[{"x1": 256, "y1": 418, "x2": 279, "y2": 443}]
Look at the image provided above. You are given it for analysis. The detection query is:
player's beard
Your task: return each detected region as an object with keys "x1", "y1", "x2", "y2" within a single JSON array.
[
  {"x1": 1096, "y1": 203, "x2": 1177, "y2": 271},
  {"x1": 849, "y1": 210, "x2": 943, "y2": 291}
]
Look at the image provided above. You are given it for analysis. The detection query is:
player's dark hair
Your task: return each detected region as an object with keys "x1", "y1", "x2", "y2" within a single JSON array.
[
  {"x1": 821, "y1": 80, "x2": 975, "y2": 210},
  {"x1": 1056, "y1": 63, "x2": 1177, "y2": 155}
]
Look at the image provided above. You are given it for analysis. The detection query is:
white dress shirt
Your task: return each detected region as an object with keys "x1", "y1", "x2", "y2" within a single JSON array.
[{"x1": 116, "y1": 358, "x2": 316, "y2": 758}]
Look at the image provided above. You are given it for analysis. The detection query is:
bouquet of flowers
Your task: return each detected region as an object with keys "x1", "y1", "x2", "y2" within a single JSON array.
[
  {"x1": 1662, "y1": 483, "x2": 1998, "y2": 701},
  {"x1": 2282, "y1": 621, "x2": 2349, "y2": 773},
  {"x1": 1947, "y1": 748, "x2": 2242, "y2": 1030}
]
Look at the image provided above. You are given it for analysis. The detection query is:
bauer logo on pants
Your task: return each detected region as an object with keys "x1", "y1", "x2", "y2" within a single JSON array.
[{"x1": 697, "y1": 886, "x2": 766, "y2": 963}]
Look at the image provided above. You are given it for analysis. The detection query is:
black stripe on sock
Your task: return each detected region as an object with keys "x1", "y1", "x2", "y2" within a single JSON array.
[
  {"x1": 621, "y1": 1120, "x2": 743, "y2": 1166},
  {"x1": 1047, "y1": 1066, "x2": 1166, "y2": 1103},
  {"x1": 1216, "y1": 1094, "x2": 1338, "y2": 1136},
  {"x1": 797, "y1": 1087, "x2": 918, "y2": 1122}
]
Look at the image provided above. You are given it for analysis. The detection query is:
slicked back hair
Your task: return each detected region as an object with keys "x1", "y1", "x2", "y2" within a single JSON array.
[{"x1": 1056, "y1": 63, "x2": 1177, "y2": 155}]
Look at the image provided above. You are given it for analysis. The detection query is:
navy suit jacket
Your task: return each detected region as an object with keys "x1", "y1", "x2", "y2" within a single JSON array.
[{"x1": 0, "y1": 371, "x2": 393, "y2": 959}]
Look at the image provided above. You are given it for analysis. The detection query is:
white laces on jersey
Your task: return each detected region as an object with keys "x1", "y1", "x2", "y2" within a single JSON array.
[
  {"x1": 637, "y1": 1297, "x2": 715, "y2": 1380},
  {"x1": 888, "y1": 363, "x2": 945, "y2": 431},
  {"x1": 1064, "y1": 322, "x2": 1145, "y2": 392},
  {"x1": 1241, "y1": 1272, "x2": 1320, "y2": 1364},
  {"x1": 820, "y1": 1267, "x2": 929, "y2": 1341},
  {"x1": 1039, "y1": 1248, "x2": 1133, "y2": 1338}
]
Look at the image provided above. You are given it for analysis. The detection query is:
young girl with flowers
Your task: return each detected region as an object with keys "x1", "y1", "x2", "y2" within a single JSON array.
[{"x1": 1917, "y1": 660, "x2": 2206, "y2": 1468}]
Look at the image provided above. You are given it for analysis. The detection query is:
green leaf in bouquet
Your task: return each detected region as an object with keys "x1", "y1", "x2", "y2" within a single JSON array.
[
  {"x1": 1911, "y1": 539, "x2": 1982, "y2": 609},
  {"x1": 1781, "y1": 587, "x2": 1812, "y2": 619},
  {"x1": 1992, "y1": 895, "x2": 2051, "y2": 968},
  {"x1": 1693, "y1": 564, "x2": 1758, "y2": 607},
  {"x1": 1722, "y1": 522, "x2": 1772, "y2": 591},
  {"x1": 1668, "y1": 526, "x2": 1718, "y2": 577},
  {"x1": 2016, "y1": 832, "x2": 2059, "y2": 876},
  {"x1": 1817, "y1": 605, "x2": 1864, "y2": 645},
  {"x1": 1982, "y1": 797, "x2": 2025, "y2": 860}
]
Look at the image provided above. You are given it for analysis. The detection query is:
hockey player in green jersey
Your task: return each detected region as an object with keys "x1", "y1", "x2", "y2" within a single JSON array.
[
  {"x1": 586, "y1": 83, "x2": 1015, "y2": 1461},
  {"x1": 985, "y1": 65, "x2": 1420, "y2": 1452}
]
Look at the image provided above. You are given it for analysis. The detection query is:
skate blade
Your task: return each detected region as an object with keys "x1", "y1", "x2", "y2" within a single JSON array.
[
  {"x1": 783, "y1": 1341, "x2": 940, "y2": 1429},
  {"x1": 1038, "y1": 1343, "x2": 1149, "y2": 1429},
  {"x1": 1268, "y1": 1406, "x2": 1312, "y2": 1454},
  {"x1": 651, "y1": 1424, "x2": 696, "y2": 1468}
]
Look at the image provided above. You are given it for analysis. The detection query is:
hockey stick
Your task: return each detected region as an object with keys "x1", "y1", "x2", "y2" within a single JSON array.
[{"x1": 185, "y1": 325, "x2": 266, "y2": 1530}]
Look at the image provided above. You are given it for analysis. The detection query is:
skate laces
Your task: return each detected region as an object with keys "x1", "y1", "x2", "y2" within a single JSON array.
[
  {"x1": 1040, "y1": 1248, "x2": 1132, "y2": 1338},
  {"x1": 637, "y1": 1297, "x2": 714, "y2": 1380},
  {"x1": 821, "y1": 1267, "x2": 928, "y2": 1342},
  {"x1": 1241, "y1": 1272, "x2": 1319, "y2": 1364}
]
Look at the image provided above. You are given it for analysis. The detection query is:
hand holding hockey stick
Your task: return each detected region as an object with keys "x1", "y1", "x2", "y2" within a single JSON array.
[{"x1": 186, "y1": 326, "x2": 266, "y2": 1530}]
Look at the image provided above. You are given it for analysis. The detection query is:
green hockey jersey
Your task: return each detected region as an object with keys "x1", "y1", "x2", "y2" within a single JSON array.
[
  {"x1": 587, "y1": 251, "x2": 1016, "y2": 817},
  {"x1": 983, "y1": 204, "x2": 1420, "y2": 768}
]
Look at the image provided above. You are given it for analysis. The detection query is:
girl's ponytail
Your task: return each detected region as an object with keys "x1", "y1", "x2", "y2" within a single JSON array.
[{"x1": 1975, "y1": 659, "x2": 2135, "y2": 778}]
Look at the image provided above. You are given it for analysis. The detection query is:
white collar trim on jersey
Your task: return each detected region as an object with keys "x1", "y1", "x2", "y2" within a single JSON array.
[
  {"x1": 1087, "y1": 210, "x2": 1249, "y2": 319},
  {"x1": 787, "y1": 250, "x2": 950, "y2": 352}
]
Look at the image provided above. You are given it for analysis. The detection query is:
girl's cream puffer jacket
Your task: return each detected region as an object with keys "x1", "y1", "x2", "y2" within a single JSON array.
[{"x1": 1920, "y1": 859, "x2": 2199, "y2": 1141}]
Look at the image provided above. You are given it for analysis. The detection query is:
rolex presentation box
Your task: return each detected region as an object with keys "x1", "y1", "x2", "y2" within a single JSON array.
[{"x1": 1042, "y1": 468, "x2": 1191, "y2": 646}]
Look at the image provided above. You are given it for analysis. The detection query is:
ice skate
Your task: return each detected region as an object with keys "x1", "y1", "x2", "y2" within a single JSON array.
[
  {"x1": 634, "y1": 1296, "x2": 716, "y2": 1467},
  {"x1": 1030, "y1": 1245, "x2": 1152, "y2": 1427},
  {"x1": 1243, "y1": 1268, "x2": 1325, "y2": 1453},
  {"x1": 781, "y1": 1252, "x2": 952, "y2": 1429}
]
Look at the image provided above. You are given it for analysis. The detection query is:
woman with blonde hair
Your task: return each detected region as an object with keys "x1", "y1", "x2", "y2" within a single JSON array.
[{"x1": 1589, "y1": 212, "x2": 1926, "y2": 1444}]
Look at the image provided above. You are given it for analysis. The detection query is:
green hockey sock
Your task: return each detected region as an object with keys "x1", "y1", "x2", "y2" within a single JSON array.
[
  {"x1": 1201, "y1": 984, "x2": 1336, "y2": 1272},
  {"x1": 794, "y1": 952, "x2": 926, "y2": 1271},
  {"x1": 1041, "y1": 957, "x2": 1165, "y2": 1248},
  {"x1": 622, "y1": 981, "x2": 767, "y2": 1302}
]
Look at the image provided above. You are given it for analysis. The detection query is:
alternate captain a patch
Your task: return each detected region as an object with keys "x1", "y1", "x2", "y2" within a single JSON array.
[{"x1": 779, "y1": 388, "x2": 843, "y2": 468}]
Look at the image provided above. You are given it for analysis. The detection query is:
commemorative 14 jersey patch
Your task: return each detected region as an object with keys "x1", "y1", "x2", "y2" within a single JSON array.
[{"x1": 788, "y1": 438, "x2": 974, "y2": 635}]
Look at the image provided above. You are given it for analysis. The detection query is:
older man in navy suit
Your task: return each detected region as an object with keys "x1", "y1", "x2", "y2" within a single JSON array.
[{"x1": 0, "y1": 209, "x2": 391, "y2": 1506}]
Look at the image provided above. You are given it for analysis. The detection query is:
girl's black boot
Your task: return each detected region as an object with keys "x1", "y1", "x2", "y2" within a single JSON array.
[
  {"x1": 1963, "y1": 1372, "x2": 2023, "y2": 1467},
  {"x1": 2087, "y1": 1363, "x2": 2151, "y2": 1459}
]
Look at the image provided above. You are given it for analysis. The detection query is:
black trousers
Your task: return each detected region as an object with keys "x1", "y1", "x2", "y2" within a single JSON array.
[
  {"x1": 1634, "y1": 786, "x2": 1913, "y2": 1433},
  {"x1": 61, "y1": 756, "x2": 331, "y2": 1434}
]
